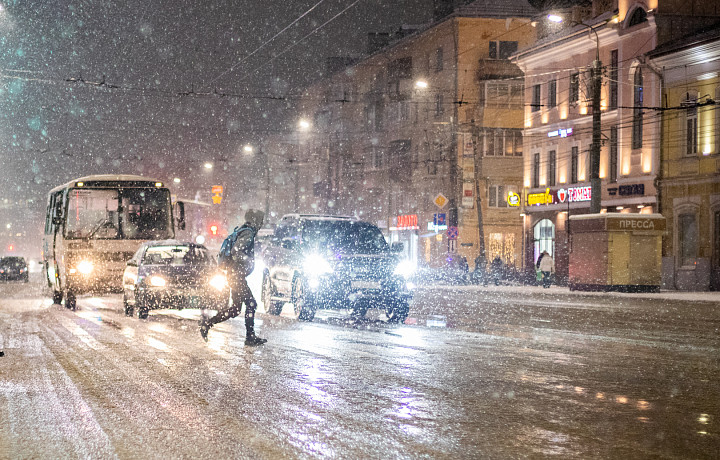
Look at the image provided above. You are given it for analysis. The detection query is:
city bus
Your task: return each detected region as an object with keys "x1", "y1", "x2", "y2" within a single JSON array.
[{"x1": 43, "y1": 175, "x2": 181, "y2": 309}]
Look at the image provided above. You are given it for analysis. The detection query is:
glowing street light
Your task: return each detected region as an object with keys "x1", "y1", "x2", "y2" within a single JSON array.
[
  {"x1": 243, "y1": 144, "x2": 254, "y2": 154},
  {"x1": 173, "y1": 177, "x2": 181, "y2": 183},
  {"x1": 298, "y1": 119, "x2": 311, "y2": 130},
  {"x1": 204, "y1": 162, "x2": 213, "y2": 170},
  {"x1": 415, "y1": 79, "x2": 428, "y2": 89},
  {"x1": 547, "y1": 14, "x2": 563, "y2": 23}
]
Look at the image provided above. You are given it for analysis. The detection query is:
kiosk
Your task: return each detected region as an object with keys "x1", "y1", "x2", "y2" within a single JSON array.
[{"x1": 568, "y1": 213, "x2": 666, "y2": 292}]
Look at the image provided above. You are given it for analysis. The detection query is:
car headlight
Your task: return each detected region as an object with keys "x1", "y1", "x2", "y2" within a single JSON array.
[
  {"x1": 149, "y1": 275, "x2": 166, "y2": 287},
  {"x1": 77, "y1": 260, "x2": 94, "y2": 275},
  {"x1": 303, "y1": 253, "x2": 333, "y2": 277},
  {"x1": 209, "y1": 273, "x2": 228, "y2": 291},
  {"x1": 394, "y1": 260, "x2": 416, "y2": 279}
]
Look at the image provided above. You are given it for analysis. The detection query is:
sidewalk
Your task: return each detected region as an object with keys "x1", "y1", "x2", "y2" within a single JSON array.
[{"x1": 420, "y1": 282, "x2": 720, "y2": 303}]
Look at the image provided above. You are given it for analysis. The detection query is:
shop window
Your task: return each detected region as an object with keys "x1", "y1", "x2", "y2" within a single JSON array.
[
  {"x1": 609, "y1": 50, "x2": 618, "y2": 109},
  {"x1": 531, "y1": 84, "x2": 541, "y2": 112},
  {"x1": 547, "y1": 150, "x2": 556, "y2": 186},
  {"x1": 533, "y1": 219, "x2": 555, "y2": 264},
  {"x1": 489, "y1": 41, "x2": 518, "y2": 59},
  {"x1": 547, "y1": 80, "x2": 557, "y2": 109},
  {"x1": 609, "y1": 126, "x2": 618, "y2": 182},
  {"x1": 678, "y1": 213, "x2": 698, "y2": 267},
  {"x1": 488, "y1": 185, "x2": 508, "y2": 208},
  {"x1": 569, "y1": 73, "x2": 579, "y2": 104},
  {"x1": 632, "y1": 68, "x2": 643, "y2": 149},
  {"x1": 488, "y1": 233, "x2": 516, "y2": 268},
  {"x1": 683, "y1": 91, "x2": 698, "y2": 156},
  {"x1": 571, "y1": 146, "x2": 579, "y2": 184},
  {"x1": 714, "y1": 210, "x2": 720, "y2": 269}
]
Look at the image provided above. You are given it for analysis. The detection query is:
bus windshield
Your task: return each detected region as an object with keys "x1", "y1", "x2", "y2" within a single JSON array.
[{"x1": 65, "y1": 188, "x2": 173, "y2": 240}]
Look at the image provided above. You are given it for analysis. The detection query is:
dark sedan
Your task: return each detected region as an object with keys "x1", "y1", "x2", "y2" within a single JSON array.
[
  {"x1": 0, "y1": 256, "x2": 29, "y2": 282},
  {"x1": 122, "y1": 240, "x2": 229, "y2": 319}
]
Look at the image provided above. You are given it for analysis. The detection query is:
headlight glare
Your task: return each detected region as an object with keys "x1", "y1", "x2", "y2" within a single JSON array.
[
  {"x1": 149, "y1": 275, "x2": 166, "y2": 287},
  {"x1": 303, "y1": 253, "x2": 333, "y2": 276},
  {"x1": 77, "y1": 260, "x2": 94, "y2": 275},
  {"x1": 209, "y1": 273, "x2": 228, "y2": 291},
  {"x1": 394, "y1": 260, "x2": 416, "y2": 279}
]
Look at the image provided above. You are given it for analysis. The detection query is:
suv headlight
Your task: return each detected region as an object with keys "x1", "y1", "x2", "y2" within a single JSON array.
[
  {"x1": 394, "y1": 260, "x2": 416, "y2": 279},
  {"x1": 303, "y1": 253, "x2": 333, "y2": 277},
  {"x1": 149, "y1": 275, "x2": 166, "y2": 287},
  {"x1": 209, "y1": 273, "x2": 228, "y2": 291}
]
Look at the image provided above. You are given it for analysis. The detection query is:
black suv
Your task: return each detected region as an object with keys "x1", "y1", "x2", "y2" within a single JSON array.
[
  {"x1": 260, "y1": 214, "x2": 412, "y2": 322},
  {"x1": 0, "y1": 256, "x2": 29, "y2": 282}
]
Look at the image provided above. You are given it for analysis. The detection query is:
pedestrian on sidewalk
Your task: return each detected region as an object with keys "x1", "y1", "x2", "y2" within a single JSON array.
[
  {"x1": 537, "y1": 250, "x2": 555, "y2": 288},
  {"x1": 199, "y1": 209, "x2": 267, "y2": 346}
]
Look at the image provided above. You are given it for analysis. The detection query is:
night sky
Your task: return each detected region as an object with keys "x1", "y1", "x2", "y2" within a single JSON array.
[{"x1": 0, "y1": 0, "x2": 432, "y2": 209}]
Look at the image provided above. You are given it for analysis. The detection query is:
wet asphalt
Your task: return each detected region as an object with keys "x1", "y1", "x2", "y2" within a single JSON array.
[{"x1": 0, "y1": 276, "x2": 718, "y2": 459}]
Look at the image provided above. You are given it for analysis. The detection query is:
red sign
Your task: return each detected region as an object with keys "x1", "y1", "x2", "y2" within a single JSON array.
[
  {"x1": 396, "y1": 214, "x2": 418, "y2": 230},
  {"x1": 211, "y1": 185, "x2": 223, "y2": 194}
]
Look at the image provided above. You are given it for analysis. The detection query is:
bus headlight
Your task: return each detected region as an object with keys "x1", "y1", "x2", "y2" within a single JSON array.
[
  {"x1": 209, "y1": 273, "x2": 228, "y2": 291},
  {"x1": 77, "y1": 260, "x2": 94, "y2": 275},
  {"x1": 149, "y1": 275, "x2": 166, "y2": 287}
]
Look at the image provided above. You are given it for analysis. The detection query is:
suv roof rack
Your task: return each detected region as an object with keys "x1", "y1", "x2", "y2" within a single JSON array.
[{"x1": 280, "y1": 213, "x2": 357, "y2": 221}]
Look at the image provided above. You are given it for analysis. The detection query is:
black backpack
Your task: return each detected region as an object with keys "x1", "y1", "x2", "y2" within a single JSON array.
[{"x1": 218, "y1": 226, "x2": 251, "y2": 268}]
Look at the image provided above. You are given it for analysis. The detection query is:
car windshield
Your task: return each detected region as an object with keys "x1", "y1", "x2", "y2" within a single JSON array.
[
  {"x1": 0, "y1": 257, "x2": 25, "y2": 268},
  {"x1": 143, "y1": 245, "x2": 213, "y2": 266},
  {"x1": 302, "y1": 221, "x2": 388, "y2": 254}
]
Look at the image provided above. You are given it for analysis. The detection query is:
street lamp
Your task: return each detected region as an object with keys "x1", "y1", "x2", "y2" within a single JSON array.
[
  {"x1": 549, "y1": 14, "x2": 603, "y2": 214},
  {"x1": 243, "y1": 144, "x2": 254, "y2": 154}
]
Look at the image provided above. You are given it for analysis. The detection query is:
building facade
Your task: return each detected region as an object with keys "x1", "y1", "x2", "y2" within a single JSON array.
[
  {"x1": 513, "y1": 0, "x2": 720, "y2": 284},
  {"x1": 649, "y1": 28, "x2": 720, "y2": 290},
  {"x1": 289, "y1": 1, "x2": 537, "y2": 269}
]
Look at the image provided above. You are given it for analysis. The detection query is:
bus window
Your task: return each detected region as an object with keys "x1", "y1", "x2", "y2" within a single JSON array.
[
  {"x1": 121, "y1": 188, "x2": 173, "y2": 240},
  {"x1": 66, "y1": 189, "x2": 119, "y2": 239}
]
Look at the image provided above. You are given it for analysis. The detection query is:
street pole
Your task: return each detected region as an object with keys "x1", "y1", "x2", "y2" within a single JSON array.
[{"x1": 590, "y1": 56, "x2": 602, "y2": 214}]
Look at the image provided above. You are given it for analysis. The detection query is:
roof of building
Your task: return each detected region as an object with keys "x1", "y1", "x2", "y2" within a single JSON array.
[{"x1": 646, "y1": 20, "x2": 720, "y2": 59}]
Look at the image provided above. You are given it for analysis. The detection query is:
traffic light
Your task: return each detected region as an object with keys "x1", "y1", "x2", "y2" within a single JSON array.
[{"x1": 209, "y1": 224, "x2": 219, "y2": 236}]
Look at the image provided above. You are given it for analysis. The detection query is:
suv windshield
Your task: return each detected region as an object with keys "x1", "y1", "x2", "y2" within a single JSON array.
[{"x1": 302, "y1": 220, "x2": 388, "y2": 254}]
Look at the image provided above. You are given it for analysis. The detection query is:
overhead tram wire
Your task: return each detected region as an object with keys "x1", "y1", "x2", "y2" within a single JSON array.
[
  {"x1": 203, "y1": 0, "x2": 329, "y2": 89},
  {"x1": 235, "y1": 0, "x2": 364, "y2": 83}
]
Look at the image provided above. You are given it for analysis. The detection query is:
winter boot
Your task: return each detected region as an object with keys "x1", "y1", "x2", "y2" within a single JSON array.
[
  {"x1": 244, "y1": 318, "x2": 267, "y2": 346},
  {"x1": 199, "y1": 317, "x2": 212, "y2": 342}
]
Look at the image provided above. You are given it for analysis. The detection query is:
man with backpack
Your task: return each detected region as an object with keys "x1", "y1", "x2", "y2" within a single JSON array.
[{"x1": 199, "y1": 209, "x2": 267, "y2": 346}]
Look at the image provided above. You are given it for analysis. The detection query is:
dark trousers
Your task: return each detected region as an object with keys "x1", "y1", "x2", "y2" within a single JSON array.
[
  {"x1": 208, "y1": 274, "x2": 258, "y2": 336},
  {"x1": 542, "y1": 271, "x2": 552, "y2": 288}
]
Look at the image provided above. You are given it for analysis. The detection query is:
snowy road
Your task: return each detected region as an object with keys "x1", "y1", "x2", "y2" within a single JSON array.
[{"x1": 1, "y1": 277, "x2": 718, "y2": 459}]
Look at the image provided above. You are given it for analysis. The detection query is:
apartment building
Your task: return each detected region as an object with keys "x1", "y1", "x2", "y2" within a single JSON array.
[
  {"x1": 291, "y1": 1, "x2": 537, "y2": 267},
  {"x1": 513, "y1": 0, "x2": 720, "y2": 284},
  {"x1": 649, "y1": 27, "x2": 720, "y2": 290}
]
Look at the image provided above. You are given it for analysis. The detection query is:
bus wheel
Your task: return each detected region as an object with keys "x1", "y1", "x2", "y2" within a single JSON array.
[
  {"x1": 65, "y1": 290, "x2": 77, "y2": 311},
  {"x1": 52, "y1": 291, "x2": 63, "y2": 305}
]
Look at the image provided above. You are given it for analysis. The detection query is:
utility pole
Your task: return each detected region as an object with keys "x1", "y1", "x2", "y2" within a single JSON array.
[{"x1": 590, "y1": 56, "x2": 602, "y2": 214}]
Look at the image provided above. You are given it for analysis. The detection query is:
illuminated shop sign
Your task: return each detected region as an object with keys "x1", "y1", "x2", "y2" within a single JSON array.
[
  {"x1": 527, "y1": 188, "x2": 554, "y2": 206},
  {"x1": 394, "y1": 214, "x2": 419, "y2": 230},
  {"x1": 547, "y1": 128, "x2": 573, "y2": 138},
  {"x1": 507, "y1": 192, "x2": 521, "y2": 207},
  {"x1": 527, "y1": 186, "x2": 591, "y2": 206},
  {"x1": 557, "y1": 186, "x2": 591, "y2": 203},
  {"x1": 607, "y1": 184, "x2": 645, "y2": 196}
]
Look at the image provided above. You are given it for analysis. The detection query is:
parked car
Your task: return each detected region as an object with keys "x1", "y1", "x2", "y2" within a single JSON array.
[
  {"x1": 261, "y1": 214, "x2": 412, "y2": 323},
  {"x1": 0, "y1": 256, "x2": 29, "y2": 282},
  {"x1": 122, "y1": 240, "x2": 229, "y2": 319}
]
